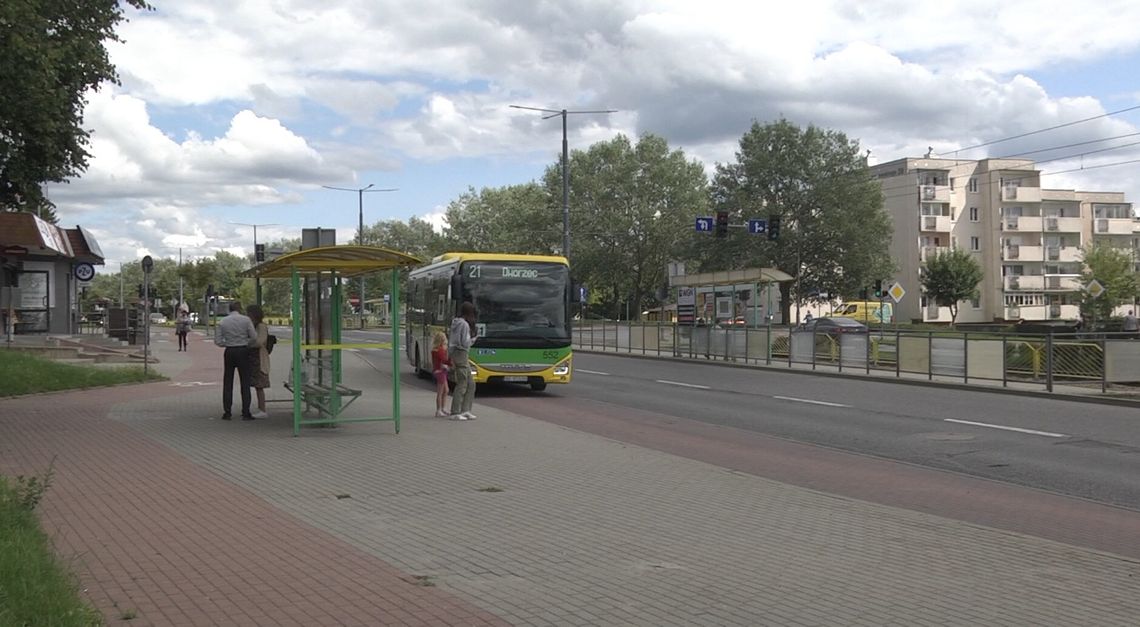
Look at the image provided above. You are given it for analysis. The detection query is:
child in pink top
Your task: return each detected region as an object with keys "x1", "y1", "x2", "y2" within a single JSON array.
[{"x1": 431, "y1": 331, "x2": 451, "y2": 417}]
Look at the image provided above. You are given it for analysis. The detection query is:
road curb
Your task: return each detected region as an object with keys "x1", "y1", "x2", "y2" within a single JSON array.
[{"x1": 574, "y1": 348, "x2": 1140, "y2": 409}]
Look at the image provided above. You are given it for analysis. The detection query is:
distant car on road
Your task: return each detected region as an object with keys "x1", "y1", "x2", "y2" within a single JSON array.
[
  {"x1": 799, "y1": 317, "x2": 869, "y2": 336},
  {"x1": 149, "y1": 313, "x2": 167, "y2": 325}
]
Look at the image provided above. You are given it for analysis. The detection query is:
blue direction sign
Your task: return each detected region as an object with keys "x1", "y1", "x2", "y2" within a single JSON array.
[
  {"x1": 695, "y1": 216, "x2": 714, "y2": 232},
  {"x1": 748, "y1": 218, "x2": 767, "y2": 234}
]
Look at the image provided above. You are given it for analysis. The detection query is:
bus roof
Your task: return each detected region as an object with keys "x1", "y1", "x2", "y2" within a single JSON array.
[{"x1": 429, "y1": 252, "x2": 569, "y2": 265}]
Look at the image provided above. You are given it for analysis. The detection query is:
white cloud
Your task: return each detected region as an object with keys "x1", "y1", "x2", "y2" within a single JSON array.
[{"x1": 45, "y1": 0, "x2": 1140, "y2": 266}]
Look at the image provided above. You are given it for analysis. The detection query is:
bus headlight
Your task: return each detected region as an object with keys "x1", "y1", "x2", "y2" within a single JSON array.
[
  {"x1": 470, "y1": 366, "x2": 479, "y2": 377},
  {"x1": 553, "y1": 360, "x2": 570, "y2": 376}
]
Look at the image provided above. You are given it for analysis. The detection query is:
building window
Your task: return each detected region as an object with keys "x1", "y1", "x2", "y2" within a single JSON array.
[
  {"x1": 968, "y1": 178, "x2": 978, "y2": 193},
  {"x1": 970, "y1": 236, "x2": 981, "y2": 251},
  {"x1": 971, "y1": 296, "x2": 981, "y2": 309},
  {"x1": 969, "y1": 207, "x2": 979, "y2": 222}
]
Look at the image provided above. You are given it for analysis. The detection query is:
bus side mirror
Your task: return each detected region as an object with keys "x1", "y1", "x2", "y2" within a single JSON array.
[{"x1": 450, "y1": 273, "x2": 462, "y2": 301}]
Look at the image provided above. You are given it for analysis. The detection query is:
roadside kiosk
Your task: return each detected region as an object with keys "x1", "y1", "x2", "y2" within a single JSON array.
[{"x1": 242, "y1": 245, "x2": 422, "y2": 436}]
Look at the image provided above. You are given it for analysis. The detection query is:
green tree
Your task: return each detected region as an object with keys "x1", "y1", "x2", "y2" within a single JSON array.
[
  {"x1": 920, "y1": 247, "x2": 983, "y2": 327},
  {"x1": 705, "y1": 119, "x2": 894, "y2": 323},
  {"x1": 1, "y1": 0, "x2": 151, "y2": 219},
  {"x1": 1079, "y1": 242, "x2": 1139, "y2": 321},
  {"x1": 363, "y1": 217, "x2": 445, "y2": 261},
  {"x1": 253, "y1": 238, "x2": 301, "y2": 315},
  {"x1": 443, "y1": 184, "x2": 558, "y2": 254},
  {"x1": 543, "y1": 134, "x2": 707, "y2": 319}
]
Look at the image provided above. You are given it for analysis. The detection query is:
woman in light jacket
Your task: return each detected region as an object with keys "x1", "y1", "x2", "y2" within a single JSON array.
[{"x1": 246, "y1": 305, "x2": 270, "y2": 419}]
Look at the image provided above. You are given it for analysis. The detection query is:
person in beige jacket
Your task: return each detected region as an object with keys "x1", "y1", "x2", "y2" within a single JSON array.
[{"x1": 246, "y1": 305, "x2": 271, "y2": 418}]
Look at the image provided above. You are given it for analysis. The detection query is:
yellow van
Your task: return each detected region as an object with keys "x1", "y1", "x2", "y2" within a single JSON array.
[{"x1": 832, "y1": 301, "x2": 893, "y2": 324}]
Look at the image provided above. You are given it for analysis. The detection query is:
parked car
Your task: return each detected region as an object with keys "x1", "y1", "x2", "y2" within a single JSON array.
[
  {"x1": 799, "y1": 317, "x2": 869, "y2": 336},
  {"x1": 149, "y1": 313, "x2": 167, "y2": 325},
  {"x1": 831, "y1": 301, "x2": 894, "y2": 324}
]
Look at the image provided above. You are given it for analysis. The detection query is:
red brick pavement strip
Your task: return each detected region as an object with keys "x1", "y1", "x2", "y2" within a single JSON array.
[
  {"x1": 485, "y1": 394, "x2": 1140, "y2": 560},
  {"x1": 1, "y1": 334, "x2": 508, "y2": 627}
]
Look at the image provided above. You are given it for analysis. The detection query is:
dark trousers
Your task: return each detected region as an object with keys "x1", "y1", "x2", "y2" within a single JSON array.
[
  {"x1": 223, "y1": 346, "x2": 252, "y2": 416},
  {"x1": 177, "y1": 332, "x2": 188, "y2": 350}
]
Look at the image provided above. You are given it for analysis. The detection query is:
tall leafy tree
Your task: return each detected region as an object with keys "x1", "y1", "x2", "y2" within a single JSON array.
[
  {"x1": 706, "y1": 119, "x2": 893, "y2": 323},
  {"x1": 1079, "y1": 242, "x2": 1139, "y2": 321},
  {"x1": 443, "y1": 184, "x2": 558, "y2": 254},
  {"x1": 544, "y1": 134, "x2": 707, "y2": 319},
  {"x1": 0, "y1": 0, "x2": 152, "y2": 219},
  {"x1": 920, "y1": 247, "x2": 983, "y2": 327}
]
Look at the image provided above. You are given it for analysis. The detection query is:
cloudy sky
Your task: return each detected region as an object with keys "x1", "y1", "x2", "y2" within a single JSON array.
[{"x1": 45, "y1": 0, "x2": 1140, "y2": 269}]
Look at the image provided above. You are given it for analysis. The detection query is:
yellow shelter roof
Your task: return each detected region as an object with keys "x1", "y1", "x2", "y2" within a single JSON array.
[{"x1": 241, "y1": 245, "x2": 422, "y2": 279}]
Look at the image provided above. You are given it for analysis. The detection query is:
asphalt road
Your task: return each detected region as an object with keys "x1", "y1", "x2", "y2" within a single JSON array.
[{"x1": 320, "y1": 328, "x2": 1140, "y2": 511}]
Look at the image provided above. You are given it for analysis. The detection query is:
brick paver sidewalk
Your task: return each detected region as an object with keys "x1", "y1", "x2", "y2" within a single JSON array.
[
  {"x1": 3, "y1": 330, "x2": 1139, "y2": 626},
  {"x1": 1, "y1": 331, "x2": 504, "y2": 626}
]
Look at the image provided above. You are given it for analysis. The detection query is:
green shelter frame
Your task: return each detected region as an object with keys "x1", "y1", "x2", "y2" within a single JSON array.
[{"x1": 242, "y1": 245, "x2": 422, "y2": 436}]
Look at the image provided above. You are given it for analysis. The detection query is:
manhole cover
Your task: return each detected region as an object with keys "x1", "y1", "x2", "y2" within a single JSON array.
[{"x1": 921, "y1": 432, "x2": 977, "y2": 442}]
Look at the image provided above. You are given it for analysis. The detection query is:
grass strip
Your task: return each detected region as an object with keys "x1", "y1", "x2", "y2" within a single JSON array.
[{"x1": 0, "y1": 350, "x2": 166, "y2": 397}]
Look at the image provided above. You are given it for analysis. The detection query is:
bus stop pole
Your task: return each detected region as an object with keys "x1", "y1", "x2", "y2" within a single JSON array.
[
  {"x1": 291, "y1": 267, "x2": 303, "y2": 436},
  {"x1": 331, "y1": 273, "x2": 343, "y2": 418},
  {"x1": 391, "y1": 268, "x2": 402, "y2": 433}
]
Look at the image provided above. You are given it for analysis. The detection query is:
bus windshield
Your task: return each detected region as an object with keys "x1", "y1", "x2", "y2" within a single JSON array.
[{"x1": 461, "y1": 261, "x2": 570, "y2": 343}]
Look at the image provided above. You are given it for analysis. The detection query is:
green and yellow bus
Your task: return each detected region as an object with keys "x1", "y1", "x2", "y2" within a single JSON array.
[{"x1": 405, "y1": 252, "x2": 573, "y2": 391}]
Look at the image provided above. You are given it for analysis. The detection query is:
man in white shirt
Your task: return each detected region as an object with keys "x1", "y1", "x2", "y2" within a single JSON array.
[
  {"x1": 1123, "y1": 310, "x2": 1139, "y2": 339},
  {"x1": 448, "y1": 301, "x2": 478, "y2": 420},
  {"x1": 214, "y1": 301, "x2": 258, "y2": 420}
]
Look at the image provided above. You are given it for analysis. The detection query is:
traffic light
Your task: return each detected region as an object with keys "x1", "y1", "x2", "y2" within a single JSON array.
[
  {"x1": 767, "y1": 216, "x2": 781, "y2": 241},
  {"x1": 859, "y1": 287, "x2": 869, "y2": 300},
  {"x1": 874, "y1": 280, "x2": 883, "y2": 298},
  {"x1": 255, "y1": 243, "x2": 266, "y2": 262},
  {"x1": 715, "y1": 211, "x2": 729, "y2": 238}
]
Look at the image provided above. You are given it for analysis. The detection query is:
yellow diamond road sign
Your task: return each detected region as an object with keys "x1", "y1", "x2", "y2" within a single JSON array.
[
  {"x1": 887, "y1": 281, "x2": 906, "y2": 303},
  {"x1": 1085, "y1": 279, "x2": 1105, "y2": 299}
]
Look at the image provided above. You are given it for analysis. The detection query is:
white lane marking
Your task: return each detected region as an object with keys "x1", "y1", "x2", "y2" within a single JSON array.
[
  {"x1": 655, "y1": 379, "x2": 710, "y2": 390},
  {"x1": 577, "y1": 369, "x2": 610, "y2": 376},
  {"x1": 944, "y1": 418, "x2": 1067, "y2": 438},
  {"x1": 772, "y1": 395, "x2": 851, "y2": 408}
]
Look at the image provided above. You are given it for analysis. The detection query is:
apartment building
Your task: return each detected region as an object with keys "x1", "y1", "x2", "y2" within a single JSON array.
[{"x1": 871, "y1": 157, "x2": 1140, "y2": 323}]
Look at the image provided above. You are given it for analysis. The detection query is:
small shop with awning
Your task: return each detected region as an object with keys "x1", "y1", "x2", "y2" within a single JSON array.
[{"x1": 1, "y1": 213, "x2": 105, "y2": 336}]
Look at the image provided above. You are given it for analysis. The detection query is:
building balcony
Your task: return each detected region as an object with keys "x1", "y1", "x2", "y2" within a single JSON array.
[
  {"x1": 1005, "y1": 275, "x2": 1043, "y2": 290},
  {"x1": 1044, "y1": 276, "x2": 1081, "y2": 291},
  {"x1": 1003, "y1": 244, "x2": 1044, "y2": 260},
  {"x1": 920, "y1": 185, "x2": 951, "y2": 203},
  {"x1": 1006, "y1": 304, "x2": 1080, "y2": 321},
  {"x1": 1045, "y1": 246, "x2": 1081, "y2": 262},
  {"x1": 1002, "y1": 186, "x2": 1042, "y2": 203},
  {"x1": 920, "y1": 215, "x2": 951, "y2": 232},
  {"x1": 921, "y1": 246, "x2": 950, "y2": 262},
  {"x1": 1094, "y1": 218, "x2": 1134, "y2": 235},
  {"x1": 1044, "y1": 216, "x2": 1083, "y2": 232},
  {"x1": 1003, "y1": 216, "x2": 1042, "y2": 231}
]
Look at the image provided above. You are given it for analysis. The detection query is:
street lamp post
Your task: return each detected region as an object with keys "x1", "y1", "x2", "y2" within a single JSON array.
[
  {"x1": 231, "y1": 222, "x2": 278, "y2": 307},
  {"x1": 509, "y1": 104, "x2": 616, "y2": 262},
  {"x1": 322, "y1": 184, "x2": 397, "y2": 328}
]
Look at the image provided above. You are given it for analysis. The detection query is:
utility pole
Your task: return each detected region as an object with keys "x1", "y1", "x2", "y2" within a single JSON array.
[
  {"x1": 510, "y1": 104, "x2": 616, "y2": 262},
  {"x1": 322, "y1": 184, "x2": 397, "y2": 329},
  {"x1": 231, "y1": 222, "x2": 278, "y2": 307},
  {"x1": 178, "y1": 248, "x2": 183, "y2": 314}
]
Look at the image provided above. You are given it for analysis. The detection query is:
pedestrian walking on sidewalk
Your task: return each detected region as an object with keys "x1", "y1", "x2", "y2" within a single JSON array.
[
  {"x1": 448, "y1": 301, "x2": 478, "y2": 420},
  {"x1": 1124, "y1": 310, "x2": 1139, "y2": 339},
  {"x1": 214, "y1": 301, "x2": 258, "y2": 420},
  {"x1": 175, "y1": 310, "x2": 191, "y2": 351},
  {"x1": 246, "y1": 304, "x2": 271, "y2": 418},
  {"x1": 431, "y1": 330, "x2": 452, "y2": 417}
]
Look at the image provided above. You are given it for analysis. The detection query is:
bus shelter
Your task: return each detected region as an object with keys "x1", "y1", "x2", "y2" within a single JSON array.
[{"x1": 242, "y1": 245, "x2": 421, "y2": 436}]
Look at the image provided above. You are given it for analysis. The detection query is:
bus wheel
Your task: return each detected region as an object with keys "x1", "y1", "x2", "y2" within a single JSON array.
[
  {"x1": 530, "y1": 381, "x2": 547, "y2": 392},
  {"x1": 414, "y1": 347, "x2": 427, "y2": 379}
]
